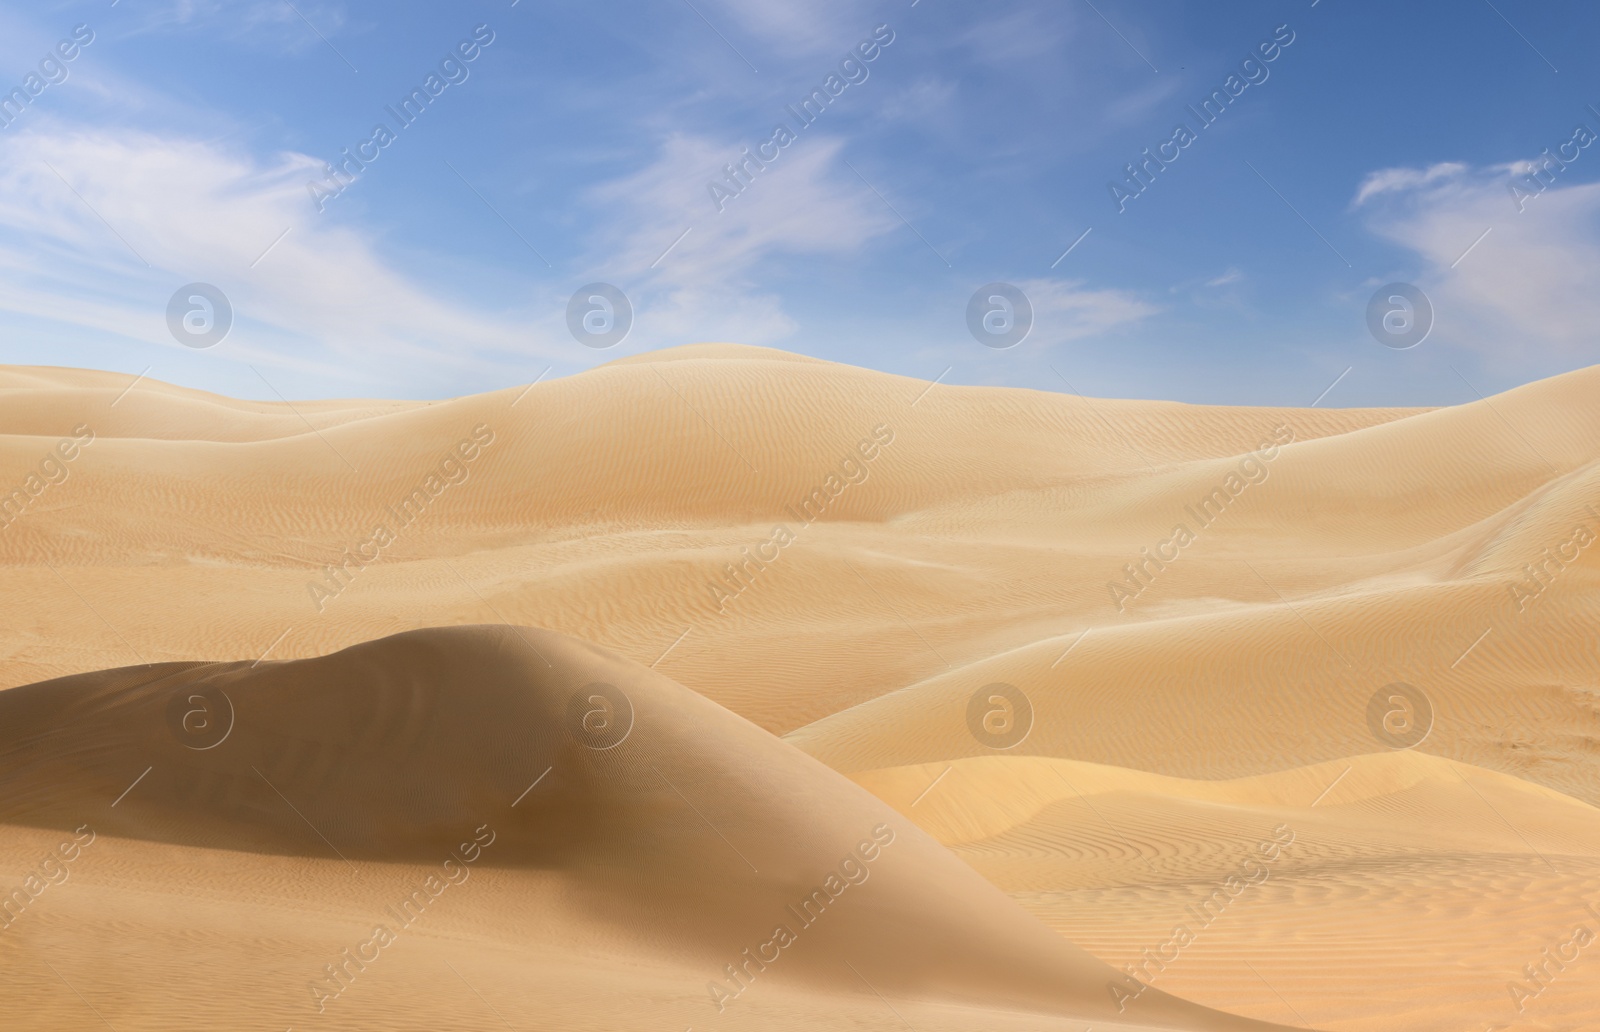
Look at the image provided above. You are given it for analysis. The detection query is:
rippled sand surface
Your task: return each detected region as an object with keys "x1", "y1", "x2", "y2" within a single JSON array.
[{"x1": 3, "y1": 344, "x2": 1596, "y2": 1030}]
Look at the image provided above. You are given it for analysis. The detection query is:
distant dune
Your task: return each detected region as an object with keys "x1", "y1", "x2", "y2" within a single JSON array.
[{"x1": 2, "y1": 345, "x2": 1597, "y2": 1030}]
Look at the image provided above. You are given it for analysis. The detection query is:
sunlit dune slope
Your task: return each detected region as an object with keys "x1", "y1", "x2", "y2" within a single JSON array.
[
  {"x1": 1, "y1": 350, "x2": 1592, "y2": 760},
  {"x1": 856, "y1": 752, "x2": 1600, "y2": 1031},
  {"x1": 0, "y1": 625, "x2": 1295, "y2": 1032},
  {"x1": 4, "y1": 345, "x2": 1599, "y2": 1031}
]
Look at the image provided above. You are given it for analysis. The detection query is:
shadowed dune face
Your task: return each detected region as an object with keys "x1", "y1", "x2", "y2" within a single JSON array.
[
  {"x1": 0, "y1": 624, "x2": 1294, "y2": 1030},
  {"x1": 1, "y1": 629, "x2": 580, "y2": 861}
]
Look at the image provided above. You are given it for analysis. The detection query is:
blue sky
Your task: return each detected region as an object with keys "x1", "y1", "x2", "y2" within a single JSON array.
[{"x1": 0, "y1": 0, "x2": 1597, "y2": 407}]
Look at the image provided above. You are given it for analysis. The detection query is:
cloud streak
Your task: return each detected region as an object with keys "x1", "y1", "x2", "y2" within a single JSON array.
[
  {"x1": 1353, "y1": 160, "x2": 1600, "y2": 364},
  {"x1": 0, "y1": 125, "x2": 562, "y2": 384},
  {"x1": 578, "y1": 132, "x2": 900, "y2": 347}
]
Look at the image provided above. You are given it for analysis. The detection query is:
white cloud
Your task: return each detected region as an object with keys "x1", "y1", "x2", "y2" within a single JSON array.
[
  {"x1": 623, "y1": 285, "x2": 798, "y2": 347},
  {"x1": 1350, "y1": 162, "x2": 1467, "y2": 207},
  {"x1": 1351, "y1": 159, "x2": 1600, "y2": 362},
  {"x1": 588, "y1": 133, "x2": 896, "y2": 277},
  {"x1": 0, "y1": 124, "x2": 561, "y2": 383},
  {"x1": 1015, "y1": 277, "x2": 1158, "y2": 347},
  {"x1": 961, "y1": 8, "x2": 1069, "y2": 68},
  {"x1": 1103, "y1": 75, "x2": 1185, "y2": 128},
  {"x1": 573, "y1": 131, "x2": 1154, "y2": 357},
  {"x1": 120, "y1": 0, "x2": 351, "y2": 57},
  {"x1": 578, "y1": 131, "x2": 899, "y2": 346},
  {"x1": 875, "y1": 75, "x2": 959, "y2": 130},
  {"x1": 704, "y1": 0, "x2": 860, "y2": 56}
]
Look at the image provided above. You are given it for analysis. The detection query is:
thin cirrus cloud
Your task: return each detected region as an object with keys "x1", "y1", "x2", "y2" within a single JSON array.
[
  {"x1": 576, "y1": 132, "x2": 1159, "y2": 359},
  {"x1": 1352, "y1": 160, "x2": 1600, "y2": 365},
  {"x1": 116, "y1": 0, "x2": 349, "y2": 53},
  {"x1": 0, "y1": 120, "x2": 930, "y2": 385},
  {"x1": 703, "y1": 0, "x2": 862, "y2": 57},
  {"x1": 0, "y1": 124, "x2": 561, "y2": 383},
  {"x1": 1014, "y1": 276, "x2": 1160, "y2": 348},
  {"x1": 579, "y1": 132, "x2": 901, "y2": 347}
]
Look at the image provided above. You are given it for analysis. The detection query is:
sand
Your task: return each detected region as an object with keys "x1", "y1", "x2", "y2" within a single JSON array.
[{"x1": 2, "y1": 343, "x2": 1597, "y2": 1031}]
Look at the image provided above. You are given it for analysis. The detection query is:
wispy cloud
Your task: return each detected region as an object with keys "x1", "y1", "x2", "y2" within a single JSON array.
[
  {"x1": 703, "y1": 0, "x2": 859, "y2": 57},
  {"x1": 961, "y1": 7, "x2": 1071, "y2": 68},
  {"x1": 1350, "y1": 162, "x2": 1468, "y2": 208},
  {"x1": 1352, "y1": 160, "x2": 1600, "y2": 363},
  {"x1": 578, "y1": 132, "x2": 899, "y2": 346},
  {"x1": 0, "y1": 124, "x2": 560, "y2": 383},
  {"x1": 119, "y1": 0, "x2": 353, "y2": 56},
  {"x1": 1015, "y1": 276, "x2": 1158, "y2": 347}
]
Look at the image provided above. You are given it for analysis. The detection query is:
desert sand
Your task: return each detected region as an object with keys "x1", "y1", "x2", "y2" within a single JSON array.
[{"x1": 2, "y1": 344, "x2": 1597, "y2": 1031}]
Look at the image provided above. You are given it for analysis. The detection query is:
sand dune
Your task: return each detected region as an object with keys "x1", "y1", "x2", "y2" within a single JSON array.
[
  {"x1": 4, "y1": 344, "x2": 1599, "y2": 1029},
  {"x1": 1, "y1": 625, "x2": 1294, "y2": 1031},
  {"x1": 858, "y1": 752, "x2": 1600, "y2": 1030}
]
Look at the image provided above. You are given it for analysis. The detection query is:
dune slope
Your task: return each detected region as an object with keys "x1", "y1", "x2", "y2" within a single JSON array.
[
  {"x1": 0, "y1": 624, "x2": 1293, "y2": 1031},
  {"x1": 4, "y1": 345, "x2": 1599, "y2": 1029}
]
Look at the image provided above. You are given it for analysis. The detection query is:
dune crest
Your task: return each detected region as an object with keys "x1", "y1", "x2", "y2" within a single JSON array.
[
  {"x1": 5, "y1": 346, "x2": 1599, "y2": 1029},
  {"x1": 1, "y1": 624, "x2": 1295, "y2": 1031}
]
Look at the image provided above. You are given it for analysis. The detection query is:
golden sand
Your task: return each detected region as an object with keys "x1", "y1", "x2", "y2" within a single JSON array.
[{"x1": 3, "y1": 344, "x2": 1596, "y2": 1030}]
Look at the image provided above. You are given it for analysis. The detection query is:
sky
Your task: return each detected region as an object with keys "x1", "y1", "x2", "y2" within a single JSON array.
[{"x1": 0, "y1": 0, "x2": 1597, "y2": 408}]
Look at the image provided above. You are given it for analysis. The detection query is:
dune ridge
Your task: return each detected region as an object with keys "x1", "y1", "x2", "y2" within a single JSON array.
[
  {"x1": 4, "y1": 345, "x2": 1598, "y2": 1029},
  {"x1": 1, "y1": 624, "x2": 1297, "y2": 1031}
]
